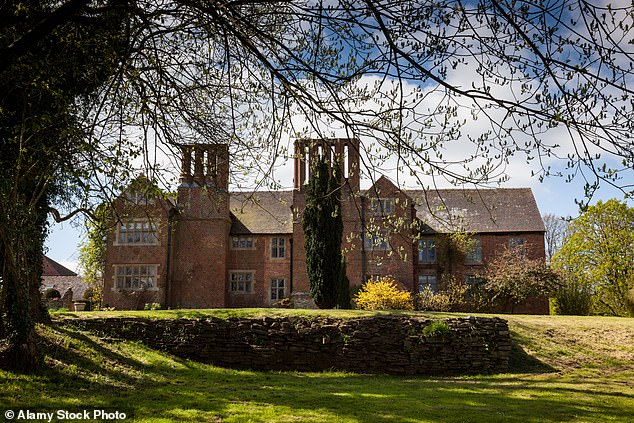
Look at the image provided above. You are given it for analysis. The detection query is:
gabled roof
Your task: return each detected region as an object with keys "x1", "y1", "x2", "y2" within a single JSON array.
[
  {"x1": 43, "y1": 256, "x2": 77, "y2": 276},
  {"x1": 366, "y1": 175, "x2": 413, "y2": 202},
  {"x1": 230, "y1": 191, "x2": 293, "y2": 234},
  {"x1": 406, "y1": 188, "x2": 545, "y2": 233}
]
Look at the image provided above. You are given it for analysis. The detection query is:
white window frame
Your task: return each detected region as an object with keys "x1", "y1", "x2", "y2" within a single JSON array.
[
  {"x1": 115, "y1": 219, "x2": 159, "y2": 245},
  {"x1": 229, "y1": 271, "x2": 254, "y2": 293},
  {"x1": 113, "y1": 264, "x2": 159, "y2": 290},
  {"x1": 231, "y1": 236, "x2": 254, "y2": 250},
  {"x1": 271, "y1": 237, "x2": 286, "y2": 258}
]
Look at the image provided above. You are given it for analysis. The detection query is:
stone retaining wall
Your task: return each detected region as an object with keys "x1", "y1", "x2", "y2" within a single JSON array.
[{"x1": 59, "y1": 315, "x2": 511, "y2": 375}]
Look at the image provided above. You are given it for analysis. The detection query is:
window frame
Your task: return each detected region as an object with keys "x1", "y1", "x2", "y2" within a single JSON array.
[
  {"x1": 370, "y1": 198, "x2": 395, "y2": 216},
  {"x1": 418, "y1": 274, "x2": 438, "y2": 293},
  {"x1": 464, "y1": 274, "x2": 486, "y2": 300},
  {"x1": 509, "y1": 237, "x2": 526, "y2": 255},
  {"x1": 270, "y1": 278, "x2": 286, "y2": 301},
  {"x1": 465, "y1": 237, "x2": 483, "y2": 264},
  {"x1": 113, "y1": 264, "x2": 159, "y2": 290},
  {"x1": 418, "y1": 238, "x2": 437, "y2": 263},
  {"x1": 366, "y1": 274, "x2": 382, "y2": 283},
  {"x1": 126, "y1": 190, "x2": 154, "y2": 205},
  {"x1": 365, "y1": 231, "x2": 390, "y2": 251},
  {"x1": 115, "y1": 219, "x2": 159, "y2": 246},
  {"x1": 231, "y1": 236, "x2": 254, "y2": 250},
  {"x1": 229, "y1": 271, "x2": 255, "y2": 293},
  {"x1": 271, "y1": 237, "x2": 286, "y2": 258}
]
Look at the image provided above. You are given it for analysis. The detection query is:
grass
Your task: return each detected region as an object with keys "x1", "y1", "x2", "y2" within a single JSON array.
[
  {"x1": 2, "y1": 311, "x2": 633, "y2": 422},
  {"x1": 50, "y1": 307, "x2": 443, "y2": 320}
]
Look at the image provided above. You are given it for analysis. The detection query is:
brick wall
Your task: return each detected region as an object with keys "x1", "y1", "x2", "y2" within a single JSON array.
[
  {"x1": 61, "y1": 315, "x2": 512, "y2": 375},
  {"x1": 102, "y1": 199, "x2": 170, "y2": 310},
  {"x1": 227, "y1": 234, "x2": 291, "y2": 307},
  {"x1": 169, "y1": 185, "x2": 230, "y2": 308}
]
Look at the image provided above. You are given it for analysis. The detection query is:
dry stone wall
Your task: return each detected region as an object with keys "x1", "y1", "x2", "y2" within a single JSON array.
[{"x1": 59, "y1": 315, "x2": 511, "y2": 375}]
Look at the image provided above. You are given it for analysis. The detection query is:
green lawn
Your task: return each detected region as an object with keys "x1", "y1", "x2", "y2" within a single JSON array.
[{"x1": 1, "y1": 311, "x2": 633, "y2": 422}]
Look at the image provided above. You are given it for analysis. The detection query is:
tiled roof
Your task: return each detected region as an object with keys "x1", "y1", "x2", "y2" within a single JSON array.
[
  {"x1": 43, "y1": 256, "x2": 77, "y2": 276},
  {"x1": 405, "y1": 188, "x2": 545, "y2": 233},
  {"x1": 42, "y1": 275, "x2": 87, "y2": 301},
  {"x1": 228, "y1": 187, "x2": 544, "y2": 235},
  {"x1": 230, "y1": 191, "x2": 293, "y2": 234}
]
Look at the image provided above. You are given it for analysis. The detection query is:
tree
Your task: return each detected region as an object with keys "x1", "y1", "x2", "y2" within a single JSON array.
[
  {"x1": 542, "y1": 214, "x2": 570, "y2": 263},
  {"x1": 2, "y1": 1, "x2": 634, "y2": 368},
  {"x1": 553, "y1": 200, "x2": 634, "y2": 317},
  {"x1": 337, "y1": 256, "x2": 352, "y2": 309},
  {"x1": 77, "y1": 206, "x2": 109, "y2": 309},
  {"x1": 303, "y1": 156, "x2": 343, "y2": 308},
  {"x1": 0, "y1": 0, "x2": 127, "y2": 369},
  {"x1": 484, "y1": 247, "x2": 561, "y2": 313},
  {"x1": 550, "y1": 276, "x2": 593, "y2": 316}
]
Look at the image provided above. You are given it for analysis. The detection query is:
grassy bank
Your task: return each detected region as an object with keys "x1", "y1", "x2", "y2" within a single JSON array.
[{"x1": 1, "y1": 311, "x2": 633, "y2": 422}]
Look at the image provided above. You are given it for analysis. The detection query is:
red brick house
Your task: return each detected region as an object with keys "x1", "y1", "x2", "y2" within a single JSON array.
[{"x1": 103, "y1": 138, "x2": 547, "y2": 312}]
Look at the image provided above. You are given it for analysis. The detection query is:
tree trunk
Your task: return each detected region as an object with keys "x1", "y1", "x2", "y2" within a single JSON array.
[{"x1": 0, "y1": 187, "x2": 49, "y2": 371}]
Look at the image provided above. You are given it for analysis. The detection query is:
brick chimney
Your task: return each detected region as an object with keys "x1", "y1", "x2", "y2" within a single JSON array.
[
  {"x1": 179, "y1": 143, "x2": 229, "y2": 190},
  {"x1": 293, "y1": 138, "x2": 360, "y2": 192}
]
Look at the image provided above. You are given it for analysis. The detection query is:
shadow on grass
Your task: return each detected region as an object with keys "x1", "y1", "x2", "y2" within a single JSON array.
[
  {"x1": 508, "y1": 330, "x2": 557, "y2": 374},
  {"x1": 2, "y1": 323, "x2": 633, "y2": 422}
]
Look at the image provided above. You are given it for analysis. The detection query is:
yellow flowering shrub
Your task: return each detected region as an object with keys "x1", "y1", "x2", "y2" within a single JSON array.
[{"x1": 354, "y1": 277, "x2": 413, "y2": 310}]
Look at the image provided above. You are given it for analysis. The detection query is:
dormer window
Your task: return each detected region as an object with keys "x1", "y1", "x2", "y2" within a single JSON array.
[
  {"x1": 126, "y1": 189, "x2": 154, "y2": 205},
  {"x1": 370, "y1": 198, "x2": 394, "y2": 216}
]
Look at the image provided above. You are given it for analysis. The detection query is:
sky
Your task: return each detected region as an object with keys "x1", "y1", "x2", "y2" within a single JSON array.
[{"x1": 43, "y1": 1, "x2": 634, "y2": 274}]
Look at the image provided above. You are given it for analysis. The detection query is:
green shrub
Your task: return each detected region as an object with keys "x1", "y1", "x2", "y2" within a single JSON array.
[
  {"x1": 422, "y1": 320, "x2": 451, "y2": 337},
  {"x1": 550, "y1": 277, "x2": 593, "y2": 315},
  {"x1": 144, "y1": 302, "x2": 162, "y2": 310},
  {"x1": 354, "y1": 277, "x2": 413, "y2": 310},
  {"x1": 415, "y1": 286, "x2": 452, "y2": 312},
  {"x1": 627, "y1": 288, "x2": 634, "y2": 317},
  {"x1": 415, "y1": 276, "x2": 494, "y2": 312},
  {"x1": 44, "y1": 288, "x2": 61, "y2": 299}
]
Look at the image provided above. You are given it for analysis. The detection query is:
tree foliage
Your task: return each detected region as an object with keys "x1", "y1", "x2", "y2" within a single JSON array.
[
  {"x1": 484, "y1": 247, "x2": 561, "y2": 313},
  {"x1": 0, "y1": 0, "x2": 127, "y2": 369},
  {"x1": 549, "y1": 277, "x2": 593, "y2": 316},
  {"x1": 302, "y1": 156, "x2": 343, "y2": 308},
  {"x1": 77, "y1": 205, "x2": 109, "y2": 308},
  {"x1": 553, "y1": 200, "x2": 634, "y2": 317},
  {"x1": 337, "y1": 256, "x2": 352, "y2": 309}
]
